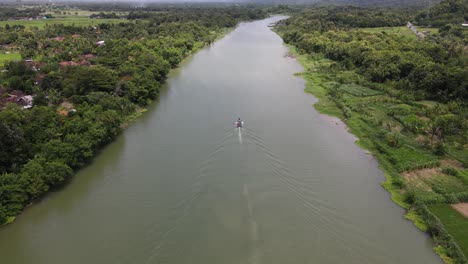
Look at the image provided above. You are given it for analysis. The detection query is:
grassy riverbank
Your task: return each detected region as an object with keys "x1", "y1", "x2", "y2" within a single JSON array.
[{"x1": 280, "y1": 38, "x2": 468, "y2": 264}]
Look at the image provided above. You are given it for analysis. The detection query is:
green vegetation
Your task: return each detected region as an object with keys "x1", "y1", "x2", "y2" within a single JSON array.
[
  {"x1": 338, "y1": 83, "x2": 383, "y2": 97},
  {"x1": 276, "y1": 1, "x2": 467, "y2": 262},
  {"x1": 0, "y1": 52, "x2": 20, "y2": 65},
  {"x1": 416, "y1": 0, "x2": 468, "y2": 26},
  {"x1": 0, "y1": 17, "x2": 126, "y2": 29},
  {"x1": 0, "y1": 6, "x2": 267, "y2": 225},
  {"x1": 0, "y1": 7, "x2": 42, "y2": 21},
  {"x1": 435, "y1": 245, "x2": 456, "y2": 264},
  {"x1": 406, "y1": 208, "x2": 429, "y2": 231},
  {"x1": 358, "y1": 26, "x2": 438, "y2": 40},
  {"x1": 429, "y1": 204, "x2": 468, "y2": 257}
]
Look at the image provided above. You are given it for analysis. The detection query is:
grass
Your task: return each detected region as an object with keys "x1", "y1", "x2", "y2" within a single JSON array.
[
  {"x1": 406, "y1": 208, "x2": 428, "y2": 231},
  {"x1": 287, "y1": 45, "x2": 344, "y2": 119},
  {"x1": 434, "y1": 245, "x2": 456, "y2": 264},
  {"x1": 121, "y1": 107, "x2": 147, "y2": 128},
  {"x1": 381, "y1": 172, "x2": 410, "y2": 208},
  {"x1": 1, "y1": 216, "x2": 16, "y2": 226},
  {"x1": 429, "y1": 204, "x2": 468, "y2": 258},
  {"x1": 339, "y1": 83, "x2": 382, "y2": 97},
  {"x1": 427, "y1": 176, "x2": 468, "y2": 195},
  {"x1": 0, "y1": 17, "x2": 127, "y2": 29},
  {"x1": 456, "y1": 169, "x2": 468, "y2": 185},
  {"x1": 0, "y1": 52, "x2": 21, "y2": 66},
  {"x1": 377, "y1": 143, "x2": 439, "y2": 172}
]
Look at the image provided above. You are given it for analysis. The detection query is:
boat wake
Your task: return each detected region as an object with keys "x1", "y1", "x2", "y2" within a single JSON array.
[{"x1": 238, "y1": 127, "x2": 243, "y2": 144}]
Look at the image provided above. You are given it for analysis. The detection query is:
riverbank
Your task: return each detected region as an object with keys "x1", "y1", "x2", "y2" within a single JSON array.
[{"x1": 280, "y1": 43, "x2": 468, "y2": 263}]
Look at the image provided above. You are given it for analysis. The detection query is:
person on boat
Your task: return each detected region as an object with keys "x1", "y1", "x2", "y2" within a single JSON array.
[{"x1": 236, "y1": 118, "x2": 243, "y2": 128}]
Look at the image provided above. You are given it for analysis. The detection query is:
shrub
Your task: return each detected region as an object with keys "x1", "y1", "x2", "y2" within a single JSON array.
[
  {"x1": 0, "y1": 206, "x2": 6, "y2": 225},
  {"x1": 416, "y1": 205, "x2": 467, "y2": 263},
  {"x1": 433, "y1": 142, "x2": 447, "y2": 156},
  {"x1": 442, "y1": 166, "x2": 459, "y2": 176},
  {"x1": 386, "y1": 132, "x2": 402, "y2": 148}
]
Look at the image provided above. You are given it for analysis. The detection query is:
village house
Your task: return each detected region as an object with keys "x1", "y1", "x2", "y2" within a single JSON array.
[
  {"x1": 17, "y1": 95, "x2": 33, "y2": 109},
  {"x1": 59, "y1": 54, "x2": 96, "y2": 68},
  {"x1": 24, "y1": 60, "x2": 44, "y2": 71},
  {"x1": 0, "y1": 89, "x2": 34, "y2": 109},
  {"x1": 59, "y1": 61, "x2": 80, "y2": 67}
]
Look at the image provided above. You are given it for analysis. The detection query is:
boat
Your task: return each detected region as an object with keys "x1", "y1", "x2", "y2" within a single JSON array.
[{"x1": 236, "y1": 119, "x2": 243, "y2": 128}]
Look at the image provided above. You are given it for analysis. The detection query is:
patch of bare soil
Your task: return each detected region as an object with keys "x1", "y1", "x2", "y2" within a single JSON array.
[
  {"x1": 60, "y1": 101, "x2": 74, "y2": 110},
  {"x1": 417, "y1": 115, "x2": 430, "y2": 121},
  {"x1": 451, "y1": 203, "x2": 468, "y2": 218},
  {"x1": 402, "y1": 167, "x2": 441, "y2": 191},
  {"x1": 284, "y1": 52, "x2": 296, "y2": 59}
]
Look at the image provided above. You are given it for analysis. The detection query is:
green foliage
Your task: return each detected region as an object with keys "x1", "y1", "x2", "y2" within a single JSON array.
[
  {"x1": 386, "y1": 131, "x2": 402, "y2": 147},
  {"x1": 442, "y1": 166, "x2": 459, "y2": 176},
  {"x1": 405, "y1": 208, "x2": 428, "y2": 231},
  {"x1": 428, "y1": 204, "x2": 468, "y2": 260},
  {"x1": 0, "y1": 206, "x2": 5, "y2": 224},
  {"x1": 434, "y1": 245, "x2": 456, "y2": 264},
  {"x1": 376, "y1": 142, "x2": 440, "y2": 172},
  {"x1": 0, "y1": 122, "x2": 31, "y2": 173},
  {"x1": 416, "y1": 0, "x2": 468, "y2": 27},
  {"x1": 429, "y1": 176, "x2": 468, "y2": 195},
  {"x1": 278, "y1": 6, "x2": 468, "y2": 103},
  {"x1": 338, "y1": 83, "x2": 382, "y2": 97},
  {"x1": 455, "y1": 169, "x2": 468, "y2": 185},
  {"x1": 0, "y1": 52, "x2": 21, "y2": 66}
]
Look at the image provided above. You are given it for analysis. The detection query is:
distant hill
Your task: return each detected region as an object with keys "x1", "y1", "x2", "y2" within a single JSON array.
[
  {"x1": 415, "y1": 0, "x2": 468, "y2": 26},
  {"x1": 0, "y1": 0, "x2": 442, "y2": 8},
  {"x1": 253, "y1": 0, "x2": 439, "y2": 8}
]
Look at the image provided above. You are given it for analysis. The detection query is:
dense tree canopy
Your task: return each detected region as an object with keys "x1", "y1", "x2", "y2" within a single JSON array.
[{"x1": 279, "y1": 5, "x2": 467, "y2": 102}]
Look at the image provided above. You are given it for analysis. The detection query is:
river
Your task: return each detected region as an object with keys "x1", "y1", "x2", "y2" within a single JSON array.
[{"x1": 0, "y1": 16, "x2": 441, "y2": 264}]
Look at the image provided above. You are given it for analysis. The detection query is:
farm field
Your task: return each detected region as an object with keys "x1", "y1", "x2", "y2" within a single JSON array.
[
  {"x1": 429, "y1": 204, "x2": 468, "y2": 257},
  {"x1": 0, "y1": 17, "x2": 127, "y2": 29},
  {"x1": 357, "y1": 26, "x2": 438, "y2": 39}
]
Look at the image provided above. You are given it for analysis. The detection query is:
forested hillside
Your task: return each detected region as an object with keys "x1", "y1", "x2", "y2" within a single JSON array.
[
  {"x1": 0, "y1": 6, "x2": 266, "y2": 225},
  {"x1": 255, "y1": 0, "x2": 438, "y2": 8},
  {"x1": 416, "y1": 0, "x2": 468, "y2": 26},
  {"x1": 276, "y1": 1, "x2": 467, "y2": 263}
]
